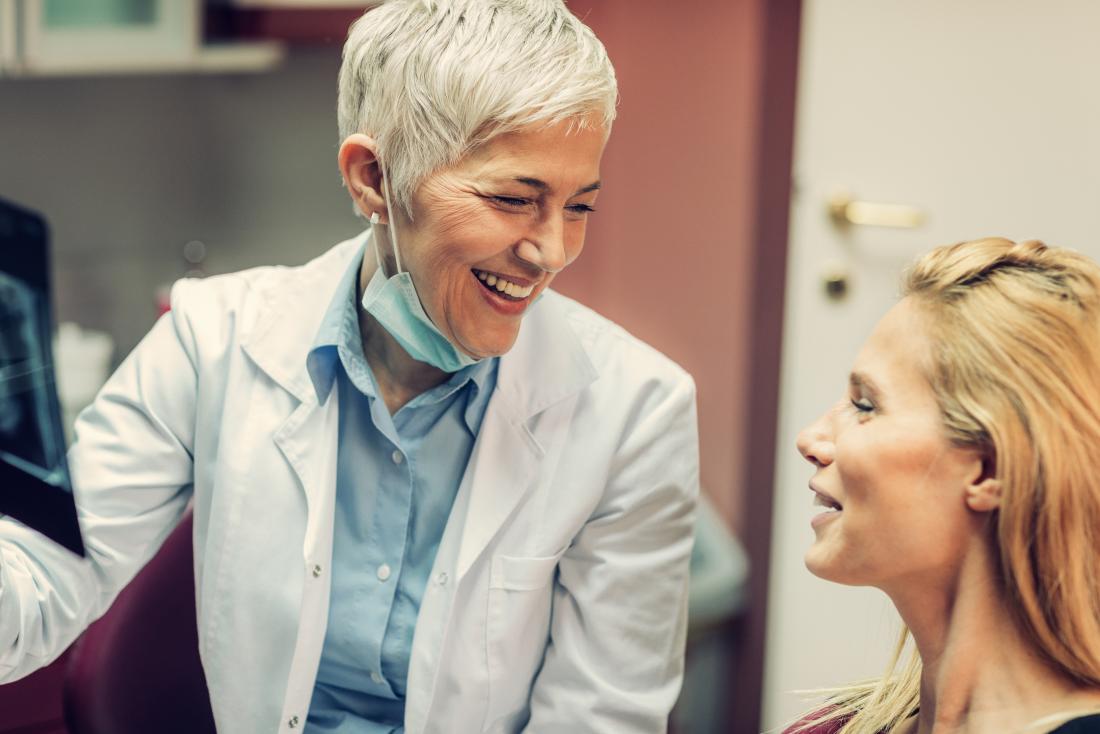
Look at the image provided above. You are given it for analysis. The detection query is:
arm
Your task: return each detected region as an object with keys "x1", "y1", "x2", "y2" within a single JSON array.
[
  {"x1": 0, "y1": 290, "x2": 199, "y2": 681},
  {"x1": 524, "y1": 373, "x2": 700, "y2": 733}
]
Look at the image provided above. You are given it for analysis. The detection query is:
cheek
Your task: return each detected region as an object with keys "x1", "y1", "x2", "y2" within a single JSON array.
[
  {"x1": 423, "y1": 219, "x2": 496, "y2": 268},
  {"x1": 832, "y1": 428, "x2": 878, "y2": 500},
  {"x1": 834, "y1": 424, "x2": 938, "y2": 502},
  {"x1": 832, "y1": 436, "x2": 970, "y2": 574}
]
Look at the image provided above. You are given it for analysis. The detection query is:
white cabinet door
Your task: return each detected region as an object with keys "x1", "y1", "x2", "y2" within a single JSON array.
[
  {"x1": 0, "y1": 1, "x2": 17, "y2": 72},
  {"x1": 21, "y1": 0, "x2": 200, "y2": 73}
]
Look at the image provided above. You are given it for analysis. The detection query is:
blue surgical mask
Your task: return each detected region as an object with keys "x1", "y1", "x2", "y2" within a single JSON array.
[{"x1": 360, "y1": 187, "x2": 481, "y2": 373}]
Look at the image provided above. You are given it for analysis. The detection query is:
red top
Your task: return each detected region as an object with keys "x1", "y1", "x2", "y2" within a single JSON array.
[{"x1": 783, "y1": 708, "x2": 853, "y2": 734}]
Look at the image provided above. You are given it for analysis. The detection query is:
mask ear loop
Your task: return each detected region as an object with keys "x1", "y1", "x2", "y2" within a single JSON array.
[
  {"x1": 369, "y1": 211, "x2": 387, "y2": 277},
  {"x1": 381, "y1": 169, "x2": 404, "y2": 275}
]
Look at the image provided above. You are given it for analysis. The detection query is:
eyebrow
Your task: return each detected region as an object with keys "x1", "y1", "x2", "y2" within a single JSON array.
[
  {"x1": 849, "y1": 371, "x2": 884, "y2": 400},
  {"x1": 512, "y1": 177, "x2": 602, "y2": 196}
]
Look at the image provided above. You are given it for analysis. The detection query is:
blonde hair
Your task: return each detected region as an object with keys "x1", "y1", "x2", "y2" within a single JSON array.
[
  {"x1": 337, "y1": 0, "x2": 618, "y2": 216},
  {"x1": 793, "y1": 238, "x2": 1100, "y2": 734}
]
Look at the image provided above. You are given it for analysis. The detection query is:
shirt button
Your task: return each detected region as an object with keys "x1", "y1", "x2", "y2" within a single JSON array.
[
  {"x1": 370, "y1": 671, "x2": 384, "y2": 684},
  {"x1": 391, "y1": 450, "x2": 404, "y2": 465},
  {"x1": 376, "y1": 564, "x2": 392, "y2": 581},
  {"x1": 312, "y1": 564, "x2": 322, "y2": 578},
  {"x1": 435, "y1": 571, "x2": 448, "y2": 586}
]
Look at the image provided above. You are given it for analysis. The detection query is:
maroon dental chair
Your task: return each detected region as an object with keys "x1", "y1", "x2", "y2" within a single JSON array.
[{"x1": 63, "y1": 510, "x2": 217, "y2": 734}]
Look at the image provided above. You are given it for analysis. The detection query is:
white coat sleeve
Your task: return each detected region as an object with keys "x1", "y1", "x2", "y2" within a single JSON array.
[
  {"x1": 0, "y1": 296, "x2": 198, "y2": 682},
  {"x1": 523, "y1": 372, "x2": 700, "y2": 733}
]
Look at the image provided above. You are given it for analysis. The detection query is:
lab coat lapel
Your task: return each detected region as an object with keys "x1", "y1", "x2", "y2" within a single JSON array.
[
  {"x1": 239, "y1": 235, "x2": 365, "y2": 534},
  {"x1": 454, "y1": 294, "x2": 598, "y2": 580},
  {"x1": 241, "y1": 234, "x2": 367, "y2": 404},
  {"x1": 272, "y1": 396, "x2": 339, "y2": 558},
  {"x1": 452, "y1": 399, "x2": 541, "y2": 581}
]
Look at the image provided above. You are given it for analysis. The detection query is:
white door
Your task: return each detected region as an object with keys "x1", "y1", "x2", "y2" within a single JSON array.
[{"x1": 763, "y1": 1, "x2": 1100, "y2": 729}]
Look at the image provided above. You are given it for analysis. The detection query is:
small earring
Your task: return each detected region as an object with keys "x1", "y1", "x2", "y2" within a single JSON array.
[{"x1": 370, "y1": 212, "x2": 380, "y2": 225}]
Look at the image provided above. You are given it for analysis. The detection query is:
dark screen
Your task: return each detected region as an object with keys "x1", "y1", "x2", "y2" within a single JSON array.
[{"x1": 0, "y1": 198, "x2": 84, "y2": 556}]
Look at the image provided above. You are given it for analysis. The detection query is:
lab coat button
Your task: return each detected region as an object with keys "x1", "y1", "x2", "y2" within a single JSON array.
[
  {"x1": 391, "y1": 450, "x2": 404, "y2": 465},
  {"x1": 370, "y1": 671, "x2": 384, "y2": 684},
  {"x1": 435, "y1": 571, "x2": 448, "y2": 586},
  {"x1": 312, "y1": 564, "x2": 322, "y2": 578},
  {"x1": 377, "y1": 564, "x2": 392, "y2": 581},
  {"x1": 288, "y1": 715, "x2": 299, "y2": 728}
]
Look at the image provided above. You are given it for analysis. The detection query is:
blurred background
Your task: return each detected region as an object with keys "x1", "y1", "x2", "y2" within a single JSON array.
[{"x1": 3, "y1": 0, "x2": 1100, "y2": 732}]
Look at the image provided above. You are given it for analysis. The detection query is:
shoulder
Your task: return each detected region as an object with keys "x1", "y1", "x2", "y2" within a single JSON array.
[
  {"x1": 783, "y1": 707, "x2": 853, "y2": 734},
  {"x1": 1048, "y1": 713, "x2": 1100, "y2": 733},
  {"x1": 542, "y1": 289, "x2": 695, "y2": 398},
  {"x1": 169, "y1": 237, "x2": 360, "y2": 323},
  {"x1": 166, "y1": 237, "x2": 362, "y2": 353}
]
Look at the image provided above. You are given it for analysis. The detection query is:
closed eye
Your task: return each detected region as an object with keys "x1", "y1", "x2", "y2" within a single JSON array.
[
  {"x1": 567, "y1": 203, "x2": 596, "y2": 214},
  {"x1": 850, "y1": 398, "x2": 874, "y2": 414},
  {"x1": 491, "y1": 195, "x2": 531, "y2": 208}
]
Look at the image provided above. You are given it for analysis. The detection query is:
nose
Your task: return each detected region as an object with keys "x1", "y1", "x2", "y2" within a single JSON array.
[
  {"x1": 797, "y1": 411, "x2": 835, "y2": 468},
  {"x1": 514, "y1": 213, "x2": 568, "y2": 274}
]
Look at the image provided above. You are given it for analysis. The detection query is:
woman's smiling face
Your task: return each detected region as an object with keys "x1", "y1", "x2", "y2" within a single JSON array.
[
  {"x1": 796, "y1": 298, "x2": 985, "y2": 591},
  {"x1": 385, "y1": 116, "x2": 607, "y2": 359}
]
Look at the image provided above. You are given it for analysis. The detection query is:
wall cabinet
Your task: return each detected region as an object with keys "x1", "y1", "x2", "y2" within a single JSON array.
[{"x1": 0, "y1": 0, "x2": 284, "y2": 76}]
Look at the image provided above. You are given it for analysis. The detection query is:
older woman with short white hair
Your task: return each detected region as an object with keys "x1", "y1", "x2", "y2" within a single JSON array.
[{"x1": 0, "y1": 2, "x2": 700, "y2": 733}]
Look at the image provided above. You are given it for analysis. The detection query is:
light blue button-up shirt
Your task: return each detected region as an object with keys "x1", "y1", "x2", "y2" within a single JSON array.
[{"x1": 303, "y1": 245, "x2": 497, "y2": 733}]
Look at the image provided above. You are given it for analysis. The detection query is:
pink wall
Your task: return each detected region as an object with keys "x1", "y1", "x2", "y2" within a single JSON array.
[{"x1": 554, "y1": 0, "x2": 767, "y2": 533}]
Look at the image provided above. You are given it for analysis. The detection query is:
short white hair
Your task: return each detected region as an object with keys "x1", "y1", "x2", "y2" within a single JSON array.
[{"x1": 338, "y1": 0, "x2": 618, "y2": 216}]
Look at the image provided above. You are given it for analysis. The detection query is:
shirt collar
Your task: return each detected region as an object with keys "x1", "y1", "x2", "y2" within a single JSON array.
[
  {"x1": 306, "y1": 239, "x2": 367, "y2": 403},
  {"x1": 243, "y1": 230, "x2": 598, "y2": 421},
  {"x1": 306, "y1": 239, "x2": 498, "y2": 421},
  {"x1": 460, "y1": 357, "x2": 498, "y2": 436}
]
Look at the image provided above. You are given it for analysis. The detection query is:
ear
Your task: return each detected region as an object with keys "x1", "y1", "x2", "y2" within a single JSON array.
[
  {"x1": 338, "y1": 134, "x2": 390, "y2": 223},
  {"x1": 964, "y1": 454, "x2": 1002, "y2": 513}
]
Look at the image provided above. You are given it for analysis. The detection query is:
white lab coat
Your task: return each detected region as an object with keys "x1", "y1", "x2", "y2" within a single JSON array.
[{"x1": 0, "y1": 234, "x2": 699, "y2": 733}]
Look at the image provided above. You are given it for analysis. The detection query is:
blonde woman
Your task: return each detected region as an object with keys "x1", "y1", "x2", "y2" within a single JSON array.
[{"x1": 788, "y1": 239, "x2": 1100, "y2": 734}]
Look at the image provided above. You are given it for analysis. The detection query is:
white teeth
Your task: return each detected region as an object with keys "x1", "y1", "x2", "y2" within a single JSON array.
[
  {"x1": 813, "y1": 494, "x2": 842, "y2": 511},
  {"x1": 473, "y1": 269, "x2": 536, "y2": 299}
]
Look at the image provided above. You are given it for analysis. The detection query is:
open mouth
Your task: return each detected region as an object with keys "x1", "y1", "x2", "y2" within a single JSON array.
[
  {"x1": 472, "y1": 268, "x2": 535, "y2": 302},
  {"x1": 812, "y1": 489, "x2": 843, "y2": 513}
]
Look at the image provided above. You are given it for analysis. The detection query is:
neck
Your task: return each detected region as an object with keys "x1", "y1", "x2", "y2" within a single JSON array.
[
  {"x1": 885, "y1": 537, "x2": 1100, "y2": 734},
  {"x1": 358, "y1": 253, "x2": 449, "y2": 414}
]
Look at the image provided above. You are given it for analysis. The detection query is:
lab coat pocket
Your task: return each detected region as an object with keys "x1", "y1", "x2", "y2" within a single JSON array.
[{"x1": 484, "y1": 550, "x2": 567, "y2": 731}]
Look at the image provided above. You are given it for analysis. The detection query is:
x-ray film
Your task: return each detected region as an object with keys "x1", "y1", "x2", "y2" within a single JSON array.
[{"x1": 0, "y1": 198, "x2": 84, "y2": 556}]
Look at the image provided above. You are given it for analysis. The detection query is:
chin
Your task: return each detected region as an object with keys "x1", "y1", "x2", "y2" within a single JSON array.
[
  {"x1": 458, "y1": 327, "x2": 520, "y2": 359},
  {"x1": 459, "y1": 339, "x2": 515, "y2": 360},
  {"x1": 804, "y1": 545, "x2": 854, "y2": 585}
]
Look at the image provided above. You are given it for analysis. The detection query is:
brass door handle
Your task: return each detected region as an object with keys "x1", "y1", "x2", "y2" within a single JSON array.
[{"x1": 828, "y1": 189, "x2": 926, "y2": 229}]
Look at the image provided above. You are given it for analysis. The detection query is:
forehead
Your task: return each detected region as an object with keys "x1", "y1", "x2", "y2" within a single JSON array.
[
  {"x1": 455, "y1": 116, "x2": 607, "y2": 184},
  {"x1": 853, "y1": 298, "x2": 937, "y2": 403}
]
